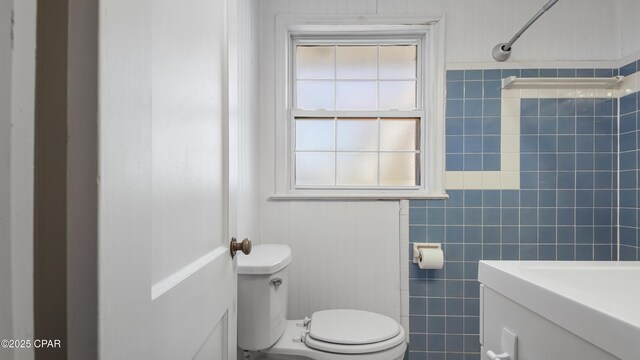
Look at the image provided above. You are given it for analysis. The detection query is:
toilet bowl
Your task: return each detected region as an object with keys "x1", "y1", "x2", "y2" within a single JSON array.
[{"x1": 237, "y1": 244, "x2": 406, "y2": 360}]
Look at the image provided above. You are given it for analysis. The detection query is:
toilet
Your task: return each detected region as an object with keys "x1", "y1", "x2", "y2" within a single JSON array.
[{"x1": 237, "y1": 244, "x2": 406, "y2": 360}]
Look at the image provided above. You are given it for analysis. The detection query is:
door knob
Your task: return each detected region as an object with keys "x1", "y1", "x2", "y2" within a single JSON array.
[{"x1": 230, "y1": 237, "x2": 251, "y2": 258}]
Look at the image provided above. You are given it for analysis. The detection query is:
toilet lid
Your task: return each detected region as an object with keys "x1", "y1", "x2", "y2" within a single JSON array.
[{"x1": 308, "y1": 309, "x2": 401, "y2": 345}]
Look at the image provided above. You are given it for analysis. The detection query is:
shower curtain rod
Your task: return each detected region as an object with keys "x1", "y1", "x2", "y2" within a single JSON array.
[{"x1": 492, "y1": 0, "x2": 560, "y2": 62}]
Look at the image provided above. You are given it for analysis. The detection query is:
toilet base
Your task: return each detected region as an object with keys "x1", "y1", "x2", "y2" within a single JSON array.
[{"x1": 241, "y1": 320, "x2": 406, "y2": 360}]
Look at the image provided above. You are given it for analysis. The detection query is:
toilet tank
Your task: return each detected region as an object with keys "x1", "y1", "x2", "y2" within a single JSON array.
[{"x1": 237, "y1": 244, "x2": 292, "y2": 351}]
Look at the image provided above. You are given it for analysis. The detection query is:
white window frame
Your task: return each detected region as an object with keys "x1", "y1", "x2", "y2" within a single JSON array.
[{"x1": 271, "y1": 15, "x2": 446, "y2": 200}]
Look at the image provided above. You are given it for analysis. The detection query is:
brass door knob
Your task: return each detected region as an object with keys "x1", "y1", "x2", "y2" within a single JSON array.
[{"x1": 230, "y1": 237, "x2": 251, "y2": 258}]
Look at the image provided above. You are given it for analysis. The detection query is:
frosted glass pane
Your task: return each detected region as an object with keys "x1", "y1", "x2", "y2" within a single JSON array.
[
  {"x1": 297, "y1": 81, "x2": 334, "y2": 109},
  {"x1": 336, "y1": 46, "x2": 377, "y2": 79},
  {"x1": 379, "y1": 81, "x2": 416, "y2": 110},
  {"x1": 336, "y1": 81, "x2": 376, "y2": 110},
  {"x1": 297, "y1": 46, "x2": 335, "y2": 79},
  {"x1": 296, "y1": 118, "x2": 335, "y2": 151},
  {"x1": 380, "y1": 153, "x2": 417, "y2": 186},
  {"x1": 337, "y1": 119, "x2": 378, "y2": 151},
  {"x1": 379, "y1": 45, "x2": 417, "y2": 79},
  {"x1": 336, "y1": 153, "x2": 378, "y2": 186},
  {"x1": 380, "y1": 118, "x2": 419, "y2": 151},
  {"x1": 296, "y1": 152, "x2": 335, "y2": 186}
]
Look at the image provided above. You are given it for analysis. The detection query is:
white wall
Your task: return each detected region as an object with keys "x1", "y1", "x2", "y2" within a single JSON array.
[
  {"x1": 237, "y1": 0, "x2": 261, "y2": 243},
  {"x1": 10, "y1": 0, "x2": 36, "y2": 358},
  {"x1": 258, "y1": 0, "x2": 619, "y2": 67},
  {"x1": 387, "y1": 0, "x2": 619, "y2": 65},
  {"x1": 1, "y1": 1, "x2": 36, "y2": 359},
  {"x1": 1, "y1": 0, "x2": 15, "y2": 356},
  {"x1": 617, "y1": 0, "x2": 640, "y2": 61}
]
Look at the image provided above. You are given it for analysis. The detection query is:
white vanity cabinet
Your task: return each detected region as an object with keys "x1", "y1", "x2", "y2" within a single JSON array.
[
  {"x1": 478, "y1": 261, "x2": 640, "y2": 360},
  {"x1": 480, "y1": 284, "x2": 618, "y2": 360}
]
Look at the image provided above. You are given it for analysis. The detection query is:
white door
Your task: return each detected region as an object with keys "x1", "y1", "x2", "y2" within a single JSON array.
[{"x1": 97, "y1": 0, "x2": 242, "y2": 359}]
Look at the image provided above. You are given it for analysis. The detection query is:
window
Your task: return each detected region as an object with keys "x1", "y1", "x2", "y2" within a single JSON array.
[
  {"x1": 272, "y1": 17, "x2": 445, "y2": 199},
  {"x1": 293, "y1": 42, "x2": 421, "y2": 188}
]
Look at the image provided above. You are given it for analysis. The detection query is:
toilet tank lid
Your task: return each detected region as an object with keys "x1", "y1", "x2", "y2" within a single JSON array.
[{"x1": 237, "y1": 244, "x2": 292, "y2": 275}]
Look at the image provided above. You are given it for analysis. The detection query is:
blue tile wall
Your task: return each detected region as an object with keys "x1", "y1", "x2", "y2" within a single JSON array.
[
  {"x1": 407, "y1": 63, "x2": 640, "y2": 360},
  {"x1": 446, "y1": 70, "x2": 502, "y2": 171},
  {"x1": 618, "y1": 61, "x2": 640, "y2": 260},
  {"x1": 444, "y1": 67, "x2": 622, "y2": 173}
]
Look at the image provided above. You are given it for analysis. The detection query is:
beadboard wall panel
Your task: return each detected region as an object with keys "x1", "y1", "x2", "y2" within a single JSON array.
[
  {"x1": 261, "y1": 201, "x2": 401, "y2": 321},
  {"x1": 617, "y1": 0, "x2": 640, "y2": 62}
]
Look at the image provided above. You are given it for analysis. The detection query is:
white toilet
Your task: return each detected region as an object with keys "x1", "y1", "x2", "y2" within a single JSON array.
[{"x1": 237, "y1": 244, "x2": 407, "y2": 360}]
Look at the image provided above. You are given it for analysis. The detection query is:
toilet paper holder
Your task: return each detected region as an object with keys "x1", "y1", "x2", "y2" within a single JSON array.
[{"x1": 412, "y1": 243, "x2": 442, "y2": 264}]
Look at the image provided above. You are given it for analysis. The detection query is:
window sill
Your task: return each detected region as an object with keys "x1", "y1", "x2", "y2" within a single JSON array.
[{"x1": 269, "y1": 191, "x2": 449, "y2": 201}]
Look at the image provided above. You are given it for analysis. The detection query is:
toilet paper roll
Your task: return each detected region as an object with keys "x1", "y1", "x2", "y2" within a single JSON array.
[{"x1": 418, "y1": 248, "x2": 444, "y2": 270}]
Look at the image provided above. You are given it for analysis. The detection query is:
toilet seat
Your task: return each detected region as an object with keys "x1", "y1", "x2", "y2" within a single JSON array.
[
  {"x1": 264, "y1": 319, "x2": 406, "y2": 360},
  {"x1": 304, "y1": 329, "x2": 405, "y2": 354},
  {"x1": 308, "y1": 309, "x2": 400, "y2": 345},
  {"x1": 303, "y1": 310, "x2": 405, "y2": 354}
]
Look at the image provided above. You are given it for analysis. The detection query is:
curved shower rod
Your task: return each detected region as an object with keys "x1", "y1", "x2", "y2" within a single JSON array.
[{"x1": 492, "y1": 0, "x2": 560, "y2": 62}]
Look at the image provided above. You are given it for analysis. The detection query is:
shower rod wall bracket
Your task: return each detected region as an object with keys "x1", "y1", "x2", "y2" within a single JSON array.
[
  {"x1": 492, "y1": 43, "x2": 512, "y2": 62},
  {"x1": 492, "y1": 0, "x2": 560, "y2": 62}
]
